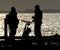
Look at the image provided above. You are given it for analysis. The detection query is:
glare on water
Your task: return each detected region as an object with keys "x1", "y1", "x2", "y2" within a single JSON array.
[{"x1": 0, "y1": 13, "x2": 60, "y2": 36}]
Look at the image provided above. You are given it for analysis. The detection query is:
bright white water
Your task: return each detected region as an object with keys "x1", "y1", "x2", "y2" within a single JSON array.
[{"x1": 0, "y1": 13, "x2": 60, "y2": 36}]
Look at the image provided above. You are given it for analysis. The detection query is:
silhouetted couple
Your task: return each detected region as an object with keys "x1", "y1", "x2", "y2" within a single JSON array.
[{"x1": 5, "y1": 5, "x2": 43, "y2": 42}]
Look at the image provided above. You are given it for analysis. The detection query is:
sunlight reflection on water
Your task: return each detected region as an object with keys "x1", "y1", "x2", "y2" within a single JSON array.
[{"x1": 0, "y1": 13, "x2": 60, "y2": 37}]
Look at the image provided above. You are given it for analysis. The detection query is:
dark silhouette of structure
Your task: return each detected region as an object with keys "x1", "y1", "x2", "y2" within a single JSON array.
[
  {"x1": 21, "y1": 20, "x2": 31, "y2": 39},
  {"x1": 32, "y1": 5, "x2": 42, "y2": 37},
  {"x1": 4, "y1": 7, "x2": 19, "y2": 43}
]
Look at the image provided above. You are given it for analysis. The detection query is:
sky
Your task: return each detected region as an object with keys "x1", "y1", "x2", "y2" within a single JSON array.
[{"x1": 0, "y1": 0, "x2": 60, "y2": 11}]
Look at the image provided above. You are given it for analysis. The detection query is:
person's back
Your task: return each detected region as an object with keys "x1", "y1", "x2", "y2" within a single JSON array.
[{"x1": 6, "y1": 7, "x2": 19, "y2": 28}]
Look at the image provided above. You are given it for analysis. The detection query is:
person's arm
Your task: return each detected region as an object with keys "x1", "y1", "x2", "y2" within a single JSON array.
[{"x1": 4, "y1": 18, "x2": 7, "y2": 37}]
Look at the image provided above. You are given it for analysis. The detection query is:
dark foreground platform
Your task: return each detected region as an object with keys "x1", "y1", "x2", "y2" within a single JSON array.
[{"x1": 0, "y1": 36, "x2": 60, "y2": 48}]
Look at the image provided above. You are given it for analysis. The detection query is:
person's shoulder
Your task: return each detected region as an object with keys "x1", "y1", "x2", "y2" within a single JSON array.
[{"x1": 6, "y1": 14, "x2": 9, "y2": 17}]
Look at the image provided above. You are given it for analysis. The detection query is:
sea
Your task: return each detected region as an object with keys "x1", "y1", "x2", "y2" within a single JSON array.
[{"x1": 0, "y1": 13, "x2": 60, "y2": 37}]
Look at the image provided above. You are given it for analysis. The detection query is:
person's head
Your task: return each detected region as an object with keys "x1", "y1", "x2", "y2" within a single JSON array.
[
  {"x1": 35, "y1": 5, "x2": 40, "y2": 11},
  {"x1": 11, "y1": 7, "x2": 16, "y2": 12}
]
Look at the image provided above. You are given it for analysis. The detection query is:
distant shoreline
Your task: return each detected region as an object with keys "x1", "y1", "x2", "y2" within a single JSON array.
[{"x1": 0, "y1": 12, "x2": 60, "y2": 13}]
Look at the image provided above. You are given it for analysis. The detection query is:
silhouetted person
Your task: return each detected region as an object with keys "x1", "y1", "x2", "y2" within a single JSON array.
[
  {"x1": 5, "y1": 7, "x2": 19, "y2": 42},
  {"x1": 32, "y1": 5, "x2": 42, "y2": 37},
  {"x1": 32, "y1": 5, "x2": 44, "y2": 47}
]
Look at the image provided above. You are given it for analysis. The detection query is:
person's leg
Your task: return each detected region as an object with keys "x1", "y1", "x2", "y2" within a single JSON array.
[
  {"x1": 9, "y1": 28, "x2": 16, "y2": 46},
  {"x1": 10, "y1": 28, "x2": 16, "y2": 39},
  {"x1": 34, "y1": 24, "x2": 41, "y2": 37}
]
